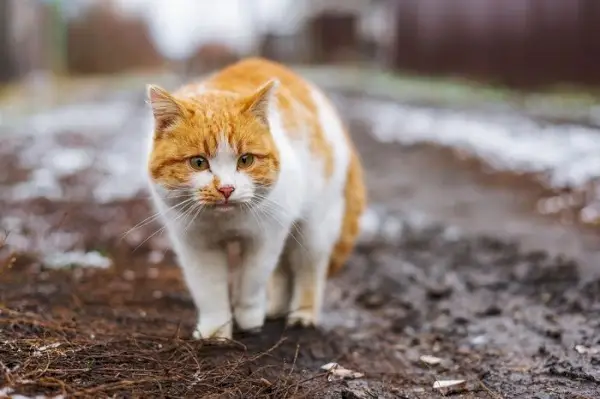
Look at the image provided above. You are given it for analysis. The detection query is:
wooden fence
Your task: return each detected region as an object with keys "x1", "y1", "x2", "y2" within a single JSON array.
[{"x1": 387, "y1": 0, "x2": 600, "y2": 88}]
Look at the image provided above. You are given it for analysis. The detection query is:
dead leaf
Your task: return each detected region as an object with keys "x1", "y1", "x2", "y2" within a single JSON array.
[{"x1": 320, "y1": 362, "x2": 364, "y2": 381}]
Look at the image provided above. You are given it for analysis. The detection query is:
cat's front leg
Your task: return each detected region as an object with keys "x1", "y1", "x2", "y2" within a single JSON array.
[
  {"x1": 178, "y1": 246, "x2": 232, "y2": 340},
  {"x1": 234, "y1": 229, "x2": 288, "y2": 331}
]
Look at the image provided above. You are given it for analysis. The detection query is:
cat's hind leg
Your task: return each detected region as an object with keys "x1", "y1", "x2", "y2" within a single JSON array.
[
  {"x1": 286, "y1": 200, "x2": 344, "y2": 327},
  {"x1": 266, "y1": 255, "x2": 292, "y2": 319}
]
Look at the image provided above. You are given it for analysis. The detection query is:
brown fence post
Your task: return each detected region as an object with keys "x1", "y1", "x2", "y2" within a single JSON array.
[{"x1": 0, "y1": 0, "x2": 16, "y2": 83}]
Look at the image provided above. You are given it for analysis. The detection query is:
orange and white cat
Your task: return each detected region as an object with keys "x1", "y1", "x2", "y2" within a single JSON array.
[{"x1": 145, "y1": 58, "x2": 365, "y2": 339}]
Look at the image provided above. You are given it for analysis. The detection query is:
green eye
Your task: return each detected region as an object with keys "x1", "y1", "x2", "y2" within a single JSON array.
[
  {"x1": 189, "y1": 156, "x2": 209, "y2": 171},
  {"x1": 238, "y1": 154, "x2": 255, "y2": 168}
]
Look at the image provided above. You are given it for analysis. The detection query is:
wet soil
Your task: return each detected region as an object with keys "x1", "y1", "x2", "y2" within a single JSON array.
[{"x1": 1, "y1": 93, "x2": 600, "y2": 398}]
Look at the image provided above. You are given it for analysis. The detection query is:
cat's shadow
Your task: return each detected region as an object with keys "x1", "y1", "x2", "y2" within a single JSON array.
[{"x1": 227, "y1": 319, "x2": 336, "y2": 365}]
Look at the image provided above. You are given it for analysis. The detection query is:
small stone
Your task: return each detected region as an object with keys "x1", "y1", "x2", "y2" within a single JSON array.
[
  {"x1": 419, "y1": 355, "x2": 443, "y2": 365},
  {"x1": 479, "y1": 304, "x2": 502, "y2": 317},
  {"x1": 470, "y1": 335, "x2": 488, "y2": 346},
  {"x1": 426, "y1": 284, "x2": 453, "y2": 300},
  {"x1": 341, "y1": 380, "x2": 374, "y2": 399},
  {"x1": 152, "y1": 290, "x2": 163, "y2": 299},
  {"x1": 545, "y1": 328, "x2": 562, "y2": 340},
  {"x1": 148, "y1": 251, "x2": 164, "y2": 264},
  {"x1": 147, "y1": 267, "x2": 160, "y2": 279},
  {"x1": 123, "y1": 269, "x2": 135, "y2": 281},
  {"x1": 433, "y1": 380, "x2": 467, "y2": 395},
  {"x1": 355, "y1": 289, "x2": 386, "y2": 309},
  {"x1": 575, "y1": 345, "x2": 600, "y2": 355}
]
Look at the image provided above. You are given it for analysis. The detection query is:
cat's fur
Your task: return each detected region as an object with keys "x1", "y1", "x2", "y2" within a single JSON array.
[{"x1": 145, "y1": 58, "x2": 365, "y2": 339}]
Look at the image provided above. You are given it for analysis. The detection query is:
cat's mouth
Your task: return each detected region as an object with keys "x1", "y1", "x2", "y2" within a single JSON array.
[{"x1": 212, "y1": 202, "x2": 237, "y2": 213}]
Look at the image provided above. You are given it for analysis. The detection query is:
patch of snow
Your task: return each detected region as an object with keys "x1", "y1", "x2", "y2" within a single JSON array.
[
  {"x1": 43, "y1": 251, "x2": 112, "y2": 269},
  {"x1": 24, "y1": 101, "x2": 135, "y2": 136},
  {"x1": 357, "y1": 208, "x2": 380, "y2": 242},
  {"x1": 4, "y1": 87, "x2": 600, "y2": 227},
  {"x1": 1, "y1": 98, "x2": 149, "y2": 203},
  {"x1": 0, "y1": 386, "x2": 64, "y2": 399},
  {"x1": 1, "y1": 213, "x2": 81, "y2": 255},
  {"x1": 349, "y1": 98, "x2": 600, "y2": 189},
  {"x1": 336, "y1": 95, "x2": 600, "y2": 222}
]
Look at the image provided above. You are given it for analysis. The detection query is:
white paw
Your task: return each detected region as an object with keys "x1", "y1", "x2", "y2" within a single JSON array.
[
  {"x1": 234, "y1": 304, "x2": 266, "y2": 331},
  {"x1": 286, "y1": 310, "x2": 318, "y2": 328},
  {"x1": 192, "y1": 319, "x2": 233, "y2": 340},
  {"x1": 266, "y1": 296, "x2": 289, "y2": 319}
]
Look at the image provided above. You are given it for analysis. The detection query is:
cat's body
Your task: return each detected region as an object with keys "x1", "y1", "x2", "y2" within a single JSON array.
[{"x1": 146, "y1": 58, "x2": 365, "y2": 339}]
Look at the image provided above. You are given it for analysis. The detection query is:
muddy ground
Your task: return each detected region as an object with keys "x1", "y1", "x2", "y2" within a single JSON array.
[{"x1": 1, "y1": 89, "x2": 600, "y2": 398}]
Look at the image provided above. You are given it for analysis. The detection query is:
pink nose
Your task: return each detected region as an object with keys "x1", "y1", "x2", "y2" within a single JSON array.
[{"x1": 218, "y1": 185, "x2": 235, "y2": 199}]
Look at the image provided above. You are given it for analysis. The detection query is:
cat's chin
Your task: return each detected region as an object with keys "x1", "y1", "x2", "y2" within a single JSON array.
[{"x1": 212, "y1": 203, "x2": 237, "y2": 213}]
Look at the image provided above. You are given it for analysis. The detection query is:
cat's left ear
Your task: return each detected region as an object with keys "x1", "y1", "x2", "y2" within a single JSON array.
[
  {"x1": 240, "y1": 79, "x2": 279, "y2": 126},
  {"x1": 146, "y1": 84, "x2": 184, "y2": 133}
]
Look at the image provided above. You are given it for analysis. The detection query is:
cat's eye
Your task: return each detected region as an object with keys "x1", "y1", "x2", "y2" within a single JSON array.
[
  {"x1": 237, "y1": 154, "x2": 254, "y2": 169},
  {"x1": 189, "y1": 156, "x2": 209, "y2": 171}
]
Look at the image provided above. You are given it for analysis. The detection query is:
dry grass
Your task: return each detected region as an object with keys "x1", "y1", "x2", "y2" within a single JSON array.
[{"x1": 0, "y1": 306, "x2": 328, "y2": 398}]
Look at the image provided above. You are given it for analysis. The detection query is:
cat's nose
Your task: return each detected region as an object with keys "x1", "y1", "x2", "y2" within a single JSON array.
[{"x1": 218, "y1": 185, "x2": 235, "y2": 199}]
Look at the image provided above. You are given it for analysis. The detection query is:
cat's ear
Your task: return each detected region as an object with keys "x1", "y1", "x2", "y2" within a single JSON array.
[
  {"x1": 146, "y1": 84, "x2": 184, "y2": 132},
  {"x1": 240, "y1": 79, "x2": 279, "y2": 126}
]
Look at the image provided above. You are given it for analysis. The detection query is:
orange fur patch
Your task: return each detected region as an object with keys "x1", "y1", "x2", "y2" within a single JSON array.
[
  {"x1": 193, "y1": 58, "x2": 334, "y2": 177},
  {"x1": 328, "y1": 145, "x2": 367, "y2": 276}
]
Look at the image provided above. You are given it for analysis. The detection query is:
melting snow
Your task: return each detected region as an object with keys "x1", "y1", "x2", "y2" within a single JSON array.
[
  {"x1": 2, "y1": 86, "x2": 600, "y2": 223},
  {"x1": 43, "y1": 251, "x2": 112, "y2": 269},
  {"x1": 1, "y1": 96, "x2": 150, "y2": 203},
  {"x1": 344, "y1": 98, "x2": 600, "y2": 190}
]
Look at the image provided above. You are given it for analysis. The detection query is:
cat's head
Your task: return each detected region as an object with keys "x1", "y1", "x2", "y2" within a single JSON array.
[{"x1": 146, "y1": 80, "x2": 280, "y2": 212}]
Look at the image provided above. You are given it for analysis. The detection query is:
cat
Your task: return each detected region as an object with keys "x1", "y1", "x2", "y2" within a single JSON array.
[{"x1": 145, "y1": 58, "x2": 366, "y2": 339}]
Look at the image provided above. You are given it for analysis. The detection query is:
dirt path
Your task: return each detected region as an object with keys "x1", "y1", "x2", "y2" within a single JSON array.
[{"x1": 1, "y1": 90, "x2": 599, "y2": 398}]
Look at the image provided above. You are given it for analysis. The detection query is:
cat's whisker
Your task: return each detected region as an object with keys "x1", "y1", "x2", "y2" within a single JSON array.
[
  {"x1": 132, "y1": 196, "x2": 199, "y2": 251},
  {"x1": 252, "y1": 194, "x2": 308, "y2": 223},
  {"x1": 184, "y1": 203, "x2": 206, "y2": 232},
  {"x1": 245, "y1": 202, "x2": 266, "y2": 237},
  {"x1": 128, "y1": 198, "x2": 197, "y2": 250},
  {"x1": 174, "y1": 200, "x2": 200, "y2": 228},
  {"x1": 132, "y1": 224, "x2": 168, "y2": 252},
  {"x1": 255, "y1": 205, "x2": 311, "y2": 259},
  {"x1": 121, "y1": 196, "x2": 196, "y2": 240}
]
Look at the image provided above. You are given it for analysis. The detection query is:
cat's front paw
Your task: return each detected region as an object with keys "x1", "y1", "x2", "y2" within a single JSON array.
[
  {"x1": 287, "y1": 310, "x2": 318, "y2": 328},
  {"x1": 192, "y1": 319, "x2": 233, "y2": 340},
  {"x1": 234, "y1": 303, "x2": 266, "y2": 332}
]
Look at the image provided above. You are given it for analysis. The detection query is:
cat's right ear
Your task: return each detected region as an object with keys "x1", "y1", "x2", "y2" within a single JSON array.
[{"x1": 146, "y1": 84, "x2": 183, "y2": 132}]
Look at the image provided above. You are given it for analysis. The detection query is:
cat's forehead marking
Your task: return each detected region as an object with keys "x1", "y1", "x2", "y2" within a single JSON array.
[{"x1": 216, "y1": 134, "x2": 235, "y2": 156}]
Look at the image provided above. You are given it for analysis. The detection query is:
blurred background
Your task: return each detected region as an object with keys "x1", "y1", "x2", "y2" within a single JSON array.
[
  {"x1": 1, "y1": 0, "x2": 599, "y2": 87},
  {"x1": 1, "y1": 0, "x2": 600, "y2": 260}
]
